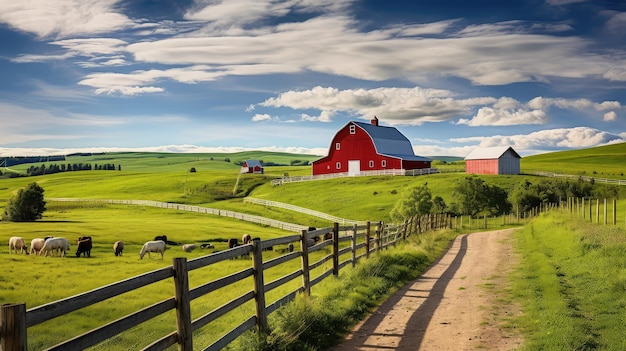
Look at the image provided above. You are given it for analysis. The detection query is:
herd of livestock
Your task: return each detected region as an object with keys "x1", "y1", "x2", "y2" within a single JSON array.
[
  {"x1": 6, "y1": 229, "x2": 327, "y2": 259},
  {"x1": 4, "y1": 233, "x2": 250, "y2": 259}
]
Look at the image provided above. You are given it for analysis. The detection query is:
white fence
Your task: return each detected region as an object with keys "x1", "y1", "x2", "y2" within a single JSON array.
[
  {"x1": 528, "y1": 171, "x2": 626, "y2": 186},
  {"x1": 244, "y1": 197, "x2": 367, "y2": 225},
  {"x1": 271, "y1": 168, "x2": 439, "y2": 185},
  {"x1": 49, "y1": 198, "x2": 309, "y2": 232}
]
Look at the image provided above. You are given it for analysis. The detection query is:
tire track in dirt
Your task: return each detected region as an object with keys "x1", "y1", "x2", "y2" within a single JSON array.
[{"x1": 328, "y1": 229, "x2": 523, "y2": 351}]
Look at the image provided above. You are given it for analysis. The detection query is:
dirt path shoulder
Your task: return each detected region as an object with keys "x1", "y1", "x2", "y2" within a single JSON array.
[{"x1": 328, "y1": 229, "x2": 523, "y2": 351}]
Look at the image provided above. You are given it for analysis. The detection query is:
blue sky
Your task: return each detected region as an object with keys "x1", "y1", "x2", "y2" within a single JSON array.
[{"x1": 1, "y1": 0, "x2": 625, "y2": 158}]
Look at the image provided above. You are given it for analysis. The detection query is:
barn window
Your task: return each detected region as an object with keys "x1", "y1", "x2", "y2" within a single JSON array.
[
  {"x1": 369, "y1": 160, "x2": 374, "y2": 168},
  {"x1": 335, "y1": 142, "x2": 340, "y2": 150},
  {"x1": 381, "y1": 160, "x2": 386, "y2": 167},
  {"x1": 336, "y1": 162, "x2": 341, "y2": 169},
  {"x1": 350, "y1": 125, "x2": 356, "y2": 134}
]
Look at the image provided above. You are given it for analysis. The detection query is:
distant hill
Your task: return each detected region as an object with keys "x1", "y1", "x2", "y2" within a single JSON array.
[
  {"x1": 522, "y1": 142, "x2": 626, "y2": 179},
  {"x1": 428, "y1": 156, "x2": 464, "y2": 163}
]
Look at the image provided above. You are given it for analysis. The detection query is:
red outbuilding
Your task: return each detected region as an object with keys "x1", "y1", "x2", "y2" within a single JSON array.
[
  {"x1": 312, "y1": 117, "x2": 431, "y2": 176},
  {"x1": 464, "y1": 146, "x2": 521, "y2": 175},
  {"x1": 240, "y1": 160, "x2": 264, "y2": 174}
]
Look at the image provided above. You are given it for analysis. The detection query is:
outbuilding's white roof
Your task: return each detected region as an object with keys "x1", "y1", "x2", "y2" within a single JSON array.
[{"x1": 464, "y1": 146, "x2": 521, "y2": 160}]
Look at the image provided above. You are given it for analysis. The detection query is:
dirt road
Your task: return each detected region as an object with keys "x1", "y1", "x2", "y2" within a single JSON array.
[{"x1": 328, "y1": 229, "x2": 523, "y2": 351}]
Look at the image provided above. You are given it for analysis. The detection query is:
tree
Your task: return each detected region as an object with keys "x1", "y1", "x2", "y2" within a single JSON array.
[
  {"x1": 3, "y1": 182, "x2": 47, "y2": 222},
  {"x1": 390, "y1": 183, "x2": 433, "y2": 221},
  {"x1": 453, "y1": 176, "x2": 511, "y2": 216}
]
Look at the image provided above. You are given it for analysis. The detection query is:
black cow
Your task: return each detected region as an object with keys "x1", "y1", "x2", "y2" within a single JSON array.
[{"x1": 76, "y1": 236, "x2": 92, "y2": 257}]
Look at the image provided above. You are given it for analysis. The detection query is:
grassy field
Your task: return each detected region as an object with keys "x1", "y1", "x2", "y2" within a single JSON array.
[
  {"x1": 521, "y1": 142, "x2": 626, "y2": 179},
  {"x1": 511, "y1": 211, "x2": 626, "y2": 350},
  {"x1": 1, "y1": 146, "x2": 626, "y2": 349}
]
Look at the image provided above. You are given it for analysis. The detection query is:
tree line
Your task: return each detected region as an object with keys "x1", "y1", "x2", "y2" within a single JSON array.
[
  {"x1": 26, "y1": 163, "x2": 121, "y2": 176},
  {"x1": 391, "y1": 176, "x2": 620, "y2": 221}
]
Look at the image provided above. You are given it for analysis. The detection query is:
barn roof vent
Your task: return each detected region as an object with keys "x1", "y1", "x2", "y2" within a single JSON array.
[{"x1": 371, "y1": 116, "x2": 379, "y2": 126}]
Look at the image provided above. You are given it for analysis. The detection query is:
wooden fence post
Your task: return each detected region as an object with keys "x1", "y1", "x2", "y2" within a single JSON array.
[
  {"x1": 332, "y1": 223, "x2": 339, "y2": 276},
  {"x1": 172, "y1": 257, "x2": 193, "y2": 351},
  {"x1": 376, "y1": 221, "x2": 382, "y2": 252},
  {"x1": 596, "y1": 199, "x2": 600, "y2": 223},
  {"x1": 365, "y1": 222, "x2": 371, "y2": 258},
  {"x1": 351, "y1": 224, "x2": 357, "y2": 267},
  {"x1": 300, "y1": 230, "x2": 311, "y2": 296},
  {"x1": 1, "y1": 303, "x2": 27, "y2": 351},
  {"x1": 251, "y1": 240, "x2": 268, "y2": 334},
  {"x1": 603, "y1": 198, "x2": 608, "y2": 225},
  {"x1": 613, "y1": 199, "x2": 617, "y2": 226}
]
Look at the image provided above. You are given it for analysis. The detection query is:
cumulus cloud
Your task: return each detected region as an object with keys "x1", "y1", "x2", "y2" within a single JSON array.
[
  {"x1": 457, "y1": 108, "x2": 548, "y2": 126},
  {"x1": 255, "y1": 86, "x2": 495, "y2": 125},
  {"x1": 451, "y1": 126, "x2": 623, "y2": 152},
  {"x1": 603, "y1": 111, "x2": 618, "y2": 121}
]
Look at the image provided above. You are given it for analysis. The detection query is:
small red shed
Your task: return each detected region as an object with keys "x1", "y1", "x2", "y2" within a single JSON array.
[
  {"x1": 240, "y1": 160, "x2": 264, "y2": 174},
  {"x1": 465, "y1": 146, "x2": 521, "y2": 175},
  {"x1": 312, "y1": 117, "x2": 431, "y2": 176}
]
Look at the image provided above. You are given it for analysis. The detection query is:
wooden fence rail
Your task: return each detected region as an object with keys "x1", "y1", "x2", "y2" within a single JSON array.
[{"x1": 1, "y1": 216, "x2": 450, "y2": 351}]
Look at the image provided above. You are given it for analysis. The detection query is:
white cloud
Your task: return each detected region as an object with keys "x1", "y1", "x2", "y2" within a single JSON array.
[
  {"x1": 58, "y1": 10, "x2": 625, "y2": 95},
  {"x1": 451, "y1": 126, "x2": 623, "y2": 152},
  {"x1": 251, "y1": 113, "x2": 274, "y2": 122},
  {"x1": 0, "y1": 0, "x2": 135, "y2": 39},
  {"x1": 603, "y1": 111, "x2": 617, "y2": 121},
  {"x1": 457, "y1": 108, "x2": 547, "y2": 126},
  {"x1": 256, "y1": 86, "x2": 494, "y2": 125}
]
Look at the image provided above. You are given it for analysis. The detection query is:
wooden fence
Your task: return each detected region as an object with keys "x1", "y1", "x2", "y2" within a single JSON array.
[{"x1": 1, "y1": 216, "x2": 450, "y2": 351}]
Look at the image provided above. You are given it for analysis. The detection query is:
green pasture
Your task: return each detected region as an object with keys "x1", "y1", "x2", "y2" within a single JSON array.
[
  {"x1": 522, "y1": 142, "x2": 626, "y2": 179},
  {"x1": 1, "y1": 147, "x2": 626, "y2": 349},
  {"x1": 511, "y1": 211, "x2": 626, "y2": 350}
]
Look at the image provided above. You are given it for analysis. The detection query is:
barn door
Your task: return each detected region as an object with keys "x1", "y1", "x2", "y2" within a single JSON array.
[{"x1": 348, "y1": 160, "x2": 360, "y2": 176}]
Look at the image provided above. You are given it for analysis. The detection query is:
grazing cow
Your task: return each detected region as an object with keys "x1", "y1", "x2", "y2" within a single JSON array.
[
  {"x1": 41, "y1": 237, "x2": 70, "y2": 257},
  {"x1": 324, "y1": 232, "x2": 333, "y2": 241},
  {"x1": 242, "y1": 233, "x2": 252, "y2": 245},
  {"x1": 30, "y1": 237, "x2": 52, "y2": 255},
  {"x1": 200, "y1": 243, "x2": 214, "y2": 249},
  {"x1": 288, "y1": 243, "x2": 294, "y2": 252},
  {"x1": 182, "y1": 243, "x2": 197, "y2": 252},
  {"x1": 9, "y1": 236, "x2": 27, "y2": 254},
  {"x1": 228, "y1": 238, "x2": 239, "y2": 249},
  {"x1": 139, "y1": 240, "x2": 166, "y2": 260},
  {"x1": 76, "y1": 236, "x2": 93, "y2": 257},
  {"x1": 114, "y1": 241, "x2": 124, "y2": 256}
]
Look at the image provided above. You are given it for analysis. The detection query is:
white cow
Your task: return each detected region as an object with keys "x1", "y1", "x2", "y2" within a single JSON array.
[
  {"x1": 30, "y1": 238, "x2": 47, "y2": 255},
  {"x1": 139, "y1": 240, "x2": 166, "y2": 260},
  {"x1": 9, "y1": 236, "x2": 27, "y2": 254},
  {"x1": 182, "y1": 243, "x2": 197, "y2": 253},
  {"x1": 41, "y1": 237, "x2": 70, "y2": 257}
]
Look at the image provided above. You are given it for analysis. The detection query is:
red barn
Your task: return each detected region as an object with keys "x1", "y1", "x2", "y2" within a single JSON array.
[
  {"x1": 465, "y1": 146, "x2": 521, "y2": 175},
  {"x1": 240, "y1": 160, "x2": 264, "y2": 174},
  {"x1": 312, "y1": 117, "x2": 431, "y2": 176}
]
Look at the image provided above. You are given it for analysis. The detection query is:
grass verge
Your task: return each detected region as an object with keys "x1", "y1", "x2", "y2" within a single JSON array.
[
  {"x1": 511, "y1": 211, "x2": 626, "y2": 351},
  {"x1": 229, "y1": 229, "x2": 458, "y2": 351}
]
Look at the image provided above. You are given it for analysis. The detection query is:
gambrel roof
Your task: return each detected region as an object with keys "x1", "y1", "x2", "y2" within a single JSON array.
[
  {"x1": 464, "y1": 146, "x2": 521, "y2": 160},
  {"x1": 352, "y1": 121, "x2": 432, "y2": 162}
]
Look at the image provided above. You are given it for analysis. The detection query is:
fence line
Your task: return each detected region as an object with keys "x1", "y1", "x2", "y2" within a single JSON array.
[
  {"x1": 527, "y1": 171, "x2": 626, "y2": 186},
  {"x1": 244, "y1": 197, "x2": 366, "y2": 225},
  {"x1": 271, "y1": 168, "x2": 440, "y2": 185},
  {"x1": 49, "y1": 198, "x2": 309, "y2": 232},
  {"x1": 1, "y1": 217, "x2": 452, "y2": 351}
]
